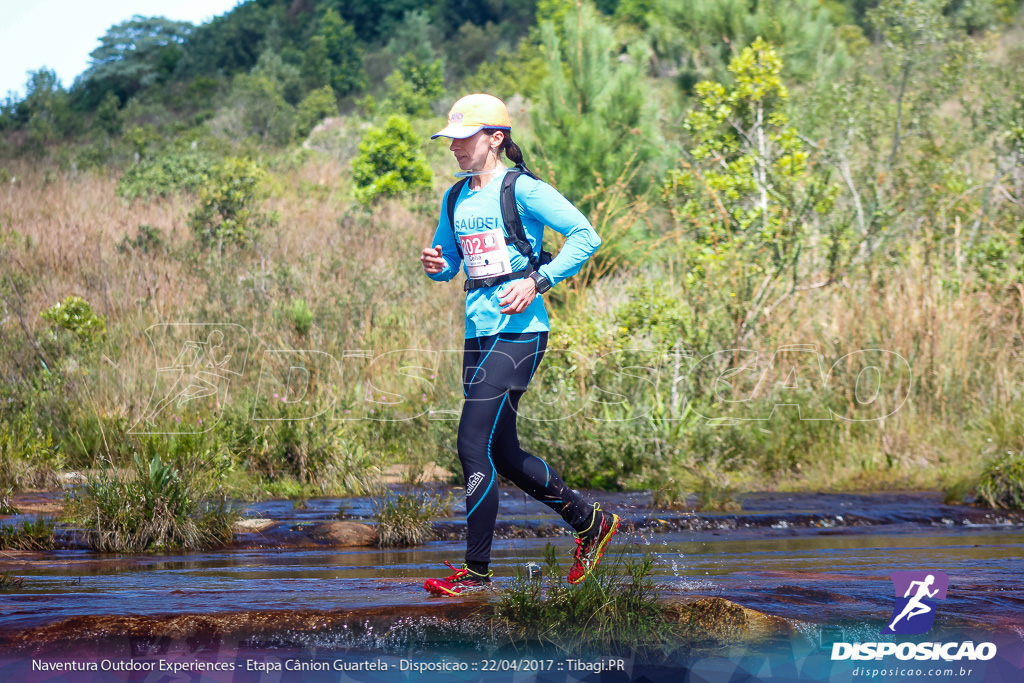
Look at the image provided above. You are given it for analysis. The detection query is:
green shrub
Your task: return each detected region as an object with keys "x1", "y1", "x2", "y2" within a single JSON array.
[
  {"x1": 116, "y1": 224, "x2": 164, "y2": 255},
  {"x1": 40, "y1": 295, "x2": 106, "y2": 347},
  {"x1": 229, "y1": 67, "x2": 295, "y2": 144},
  {"x1": 977, "y1": 452, "x2": 1024, "y2": 509},
  {"x1": 218, "y1": 399, "x2": 380, "y2": 495},
  {"x1": 351, "y1": 115, "x2": 432, "y2": 205},
  {"x1": 74, "y1": 140, "x2": 115, "y2": 170},
  {"x1": 522, "y1": 417, "x2": 660, "y2": 490},
  {"x1": 188, "y1": 157, "x2": 278, "y2": 253},
  {"x1": 65, "y1": 453, "x2": 237, "y2": 552},
  {"x1": 373, "y1": 491, "x2": 453, "y2": 547},
  {"x1": 0, "y1": 412, "x2": 62, "y2": 490},
  {"x1": 294, "y1": 85, "x2": 338, "y2": 139},
  {"x1": 289, "y1": 298, "x2": 314, "y2": 337},
  {"x1": 117, "y1": 150, "x2": 216, "y2": 200}
]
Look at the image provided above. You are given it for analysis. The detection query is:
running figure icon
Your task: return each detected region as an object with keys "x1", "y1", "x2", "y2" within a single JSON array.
[
  {"x1": 888, "y1": 574, "x2": 938, "y2": 631},
  {"x1": 882, "y1": 570, "x2": 948, "y2": 635}
]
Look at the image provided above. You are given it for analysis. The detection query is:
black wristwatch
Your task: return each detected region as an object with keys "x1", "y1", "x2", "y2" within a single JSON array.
[{"x1": 529, "y1": 270, "x2": 552, "y2": 294}]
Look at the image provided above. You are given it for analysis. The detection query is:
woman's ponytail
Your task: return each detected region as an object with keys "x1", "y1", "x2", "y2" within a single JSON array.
[
  {"x1": 484, "y1": 128, "x2": 528, "y2": 170},
  {"x1": 503, "y1": 135, "x2": 524, "y2": 166}
]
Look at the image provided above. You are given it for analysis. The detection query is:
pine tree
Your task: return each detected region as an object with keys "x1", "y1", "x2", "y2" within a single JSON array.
[
  {"x1": 529, "y1": 1, "x2": 659, "y2": 214},
  {"x1": 319, "y1": 8, "x2": 366, "y2": 97}
]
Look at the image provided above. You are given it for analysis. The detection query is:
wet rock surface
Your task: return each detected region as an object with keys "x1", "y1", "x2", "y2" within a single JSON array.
[
  {"x1": 0, "y1": 595, "x2": 795, "y2": 657},
  {"x1": 0, "y1": 601, "x2": 485, "y2": 656},
  {"x1": 664, "y1": 597, "x2": 799, "y2": 643},
  {"x1": 233, "y1": 521, "x2": 377, "y2": 549}
]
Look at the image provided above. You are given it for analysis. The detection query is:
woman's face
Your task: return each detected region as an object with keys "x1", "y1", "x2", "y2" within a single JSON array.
[{"x1": 449, "y1": 130, "x2": 504, "y2": 171}]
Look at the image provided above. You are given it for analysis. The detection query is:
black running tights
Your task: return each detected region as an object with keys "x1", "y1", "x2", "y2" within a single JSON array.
[{"x1": 458, "y1": 332, "x2": 593, "y2": 565}]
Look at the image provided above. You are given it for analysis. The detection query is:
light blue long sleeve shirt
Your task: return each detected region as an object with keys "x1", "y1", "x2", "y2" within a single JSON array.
[{"x1": 427, "y1": 168, "x2": 602, "y2": 339}]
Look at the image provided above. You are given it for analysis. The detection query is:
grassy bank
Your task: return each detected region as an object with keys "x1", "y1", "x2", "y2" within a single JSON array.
[{"x1": 0, "y1": 157, "x2": 1021, "y2": 508}]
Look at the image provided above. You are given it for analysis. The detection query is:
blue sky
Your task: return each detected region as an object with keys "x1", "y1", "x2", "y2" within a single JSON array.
[{"x1": 1, "y1": 0, "x2": 243, "y2": 99}]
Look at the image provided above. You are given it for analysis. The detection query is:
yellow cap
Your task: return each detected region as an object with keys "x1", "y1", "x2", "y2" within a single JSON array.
[{"x1": 431, "y1": 93, "x2": 512, "y2": 139}]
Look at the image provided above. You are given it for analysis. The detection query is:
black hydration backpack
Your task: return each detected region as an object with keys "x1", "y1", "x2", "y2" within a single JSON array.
[{"x1": 445, "y1": 164, "x2": 553, "y2": 291}]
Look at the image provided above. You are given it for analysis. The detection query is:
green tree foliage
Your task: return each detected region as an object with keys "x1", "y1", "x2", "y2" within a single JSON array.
[
  {"x1": 181, "y1": 0, "x2": 443, "y2": 83},
  {"x1": 440, "y1": 0, "x2": 536, "y2": 35},
  {"x1": 294, "y1": 85, "x2": 339, "y2": 139},
  {"x1": 250, "y1": 49, "x2": 304, "y2": 104},
  {"x1": 800, "y1": 0, "x2": 984, "y2": 273},
  {"x1": 663, "y1": 39, "x2": 834, "y2": 353},
  {"x1": 92, "y1": 91, "x2": 123, "y2": 136},
  {"x1": 445, "y1": 21, "x2": 500, "y2": 81},
  {"x1": 183, "y1": 1, "x2": 284, "y2": 78},
  {"x1": 384, "y1": 54, "x2": 445, "y2": 117},
  {"x1": 381, "y1": 11, "x2": 445, "y2": 116},
  {"x1": 464, "y1": 37, "x2": 548, "y2": 100},
  {"x1": 302, "y1": 35, "x2": 333, "y2": 92},
  {"x1": 864, "y1": 0, "x2": 978, "y2": 167},
  {"x1": 188, "y1": 157, "x2": 279, "y2": 254},
  {"x1": 18, "y1": 69, "x2": 76, "y2": 152},
  {"x1": 328, "y1": 0, "x2": 442, "y2": 44},
  {"x1": 80, "y1": 16, "x2": 193, "y2": 105},
  {"x1": 351, "y1": 115, "x2": 433, "y2": 204},
  {"x1": 529, "y1": 1, "x2": 658, "y2": 213},
  {"x1": 620, "y1": 0, "x2": 848, "y2": 88},
  {"x1": 317, "y1": 8, "x2": 367, "y2": 97},
  {"x1": 230, "y1": 71, "x2": 294, "y2": 145}
]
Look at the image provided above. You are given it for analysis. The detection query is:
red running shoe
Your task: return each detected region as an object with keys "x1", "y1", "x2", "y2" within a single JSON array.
[
  {"x1": 424, "y1": 561, "x2": 492, "y2": 596},
  {"x1": 567, "y1": 506, "x2": 620, "y2": 585}
]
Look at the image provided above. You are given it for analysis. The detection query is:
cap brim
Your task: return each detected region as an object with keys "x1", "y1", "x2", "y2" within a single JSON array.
[{"x1": 430, "y1": 124, "x2": 484, "y2": 140}]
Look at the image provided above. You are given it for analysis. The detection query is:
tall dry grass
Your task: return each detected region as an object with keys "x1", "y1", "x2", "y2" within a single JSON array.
[{"x1": 2, "y1": 152, "x2": 1021, "y2": 495}]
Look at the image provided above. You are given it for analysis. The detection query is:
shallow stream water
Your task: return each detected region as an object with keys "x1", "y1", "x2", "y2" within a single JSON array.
[{"x1": 2, "y1": 490, "x2": 1022, "y2": 635}]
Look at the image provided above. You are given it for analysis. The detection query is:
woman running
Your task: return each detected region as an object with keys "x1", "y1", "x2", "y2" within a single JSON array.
[{"x1": 419, "y1": 93, "x2": 619, "y2": 596}]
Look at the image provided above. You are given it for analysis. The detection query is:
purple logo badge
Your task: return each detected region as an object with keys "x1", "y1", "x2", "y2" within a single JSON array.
[
  {"x1": 451, "y1": 111, "x2": 464, "y2": 123},
  {"x1": 882, "y1": 571, "x2": 949, "y2": 635}
]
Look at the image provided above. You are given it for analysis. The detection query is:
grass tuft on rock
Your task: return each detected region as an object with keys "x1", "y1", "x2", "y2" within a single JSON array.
[
  {"x1": 65, "y1": 453, "x2": 238, "y2": 552},
  {"x1": 491, "y1": 546, "x2": 685, "y2": 658},
  {"x1": 373, "y1": 491, "x2": 453, "y2": 548},
  {"x1": 976, "y1": 452, "x2": 1024, "y2": 509},
  {"x1": 0, "y1": 518, "x2": 55, "y2": 550}
]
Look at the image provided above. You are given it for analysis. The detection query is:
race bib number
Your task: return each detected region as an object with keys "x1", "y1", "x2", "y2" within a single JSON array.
[{"x1": 459, "y1": 228, "x2": 513, "y2": 279}]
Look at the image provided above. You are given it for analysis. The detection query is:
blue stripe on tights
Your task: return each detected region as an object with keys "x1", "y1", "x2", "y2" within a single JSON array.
[
  {"x1": 467, "y1": 393, "x2": 507, "y2": 519},
  {"x1": 464, "y1": 338, "x2": 494, "y2": 398}
]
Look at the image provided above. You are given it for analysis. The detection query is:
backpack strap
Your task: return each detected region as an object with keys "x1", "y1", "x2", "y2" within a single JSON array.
[
  {"x1": 446, "y1": 166, "x2": 554, "y2": 290},
  {"x1": 500, "y1": 167, "x2": 533, "y2": 264},
  {"x1": 446, "y1": 177, "x2": 470, "y2": 259},
  {"x1": 501, "y1": 165, "x2": 553, "y2": 268}
]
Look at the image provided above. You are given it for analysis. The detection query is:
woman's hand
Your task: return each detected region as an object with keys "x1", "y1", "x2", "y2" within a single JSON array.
[
  {"x1": 420, "y1": 245, "x2": 445, "y2": 274},
  {"x1": 499, "y1": 277, "x2": 538, "y2": 315}
]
